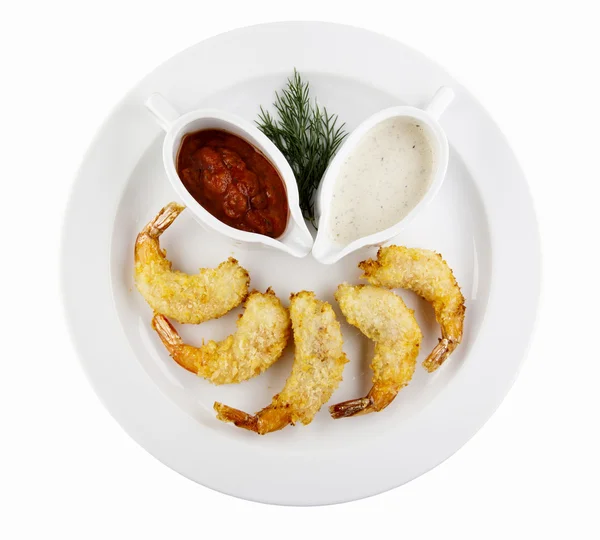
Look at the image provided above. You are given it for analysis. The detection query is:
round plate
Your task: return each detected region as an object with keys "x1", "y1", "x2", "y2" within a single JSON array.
[{"x1": 61, "y1": 22, "x2": 540, "y2": 505}]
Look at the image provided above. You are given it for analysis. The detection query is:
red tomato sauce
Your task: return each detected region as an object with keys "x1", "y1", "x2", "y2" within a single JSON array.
[{"x1": 176, "y1": 129, "x2": 289, "y2": 238}]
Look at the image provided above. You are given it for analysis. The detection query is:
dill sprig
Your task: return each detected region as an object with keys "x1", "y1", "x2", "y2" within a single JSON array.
[{"x1": 256, "y1": 69, "x2": 347, "y2": 225}]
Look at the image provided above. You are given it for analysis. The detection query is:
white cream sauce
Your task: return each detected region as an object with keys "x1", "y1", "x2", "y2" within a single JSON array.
[{"x1": 328, "y1": 117, "x2": 434, "y2": 244}]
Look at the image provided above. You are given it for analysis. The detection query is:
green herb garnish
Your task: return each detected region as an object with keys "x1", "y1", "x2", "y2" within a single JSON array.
[{"x1": 256, "y1": 69, "x2": 347, "y2": 225}]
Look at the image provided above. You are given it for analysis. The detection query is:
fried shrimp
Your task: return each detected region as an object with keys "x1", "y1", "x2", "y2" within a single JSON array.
[
  {"x1": 214, "y1": 291, "x2": 349, "y2": 434},
  {"x1": 359, "y1": 246, "x2": 465, "y2": 372},
  {"x1": 134, "y1": 202, "x2": 250, "y2": 324},
  {"x1": 329, "y1": 284, "x2": 422, "y2": 418},
  {"x1": 151, "y1": 289, "x2": 290, "y2": 384}
]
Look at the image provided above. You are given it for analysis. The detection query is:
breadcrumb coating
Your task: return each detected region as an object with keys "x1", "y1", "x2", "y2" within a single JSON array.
[
  {"x1": 134, "y1": 203, "x2": 250, "y2": 324},
  {"x1": 330, "y1": 284, "x2": 422, "y2": 418},
  {"x1": 152, "y1": 289, "x2": 290, "y2": 384},
  {"x1": 359, "y1": 246, "x2": 465, "y2": 372},
  {"x1": 214, "y1": 291, "x2": 348, "y2": 434}
]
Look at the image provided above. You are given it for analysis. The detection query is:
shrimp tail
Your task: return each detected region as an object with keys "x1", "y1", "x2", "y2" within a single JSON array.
[
  {"x1": 423, "y1": 338, "x2": 458, "y2": 373},
  {"x1": 329, "y1": 397, "x2": 373, "y2": 419},
  {"x1": 143, "y1": 202, "x2": 185, "y2": 238},
  {"x1": 214, "y1": 402, "x2": 294, "y2": 435},
  {"x1": 151, "y1": 314, "x2": 198, "y2": 373},
  {"x1": 330, "y1": 385, "x2": 400, "y2": 419},
  {"x1": 214, "y1": 402, "x2": 259, "y2": 433},
  {"x1": 152, "y1": 314, "x2": 183, "y2": 348}
]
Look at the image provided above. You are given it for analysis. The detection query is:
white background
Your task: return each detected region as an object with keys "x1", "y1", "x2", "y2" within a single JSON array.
[{"x1": 1, "y1": 1, "x2": 598, "y2": 538}]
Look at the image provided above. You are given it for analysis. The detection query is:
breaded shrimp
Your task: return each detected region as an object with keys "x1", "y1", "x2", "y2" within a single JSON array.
[
  {"x1": 134, "y1": 202, "x2": 250, "y2": 324},
  {"x1": 329, "y1": 284, "x2": 422, "y2": 418},
  {"x1": 359, "y1": 246, "x2": 465, "y2": 372},
  {"x1": 214, "y1": 291, "x2": 349, "y2": 434},
  {"x1": 151, "y1": 289, "x2": 290, "y2": 385}
]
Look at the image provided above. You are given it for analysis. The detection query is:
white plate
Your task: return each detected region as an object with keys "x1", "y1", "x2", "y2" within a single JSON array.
[{"x1": 61, "y1": 22, "x2": 540, "y2": 506}]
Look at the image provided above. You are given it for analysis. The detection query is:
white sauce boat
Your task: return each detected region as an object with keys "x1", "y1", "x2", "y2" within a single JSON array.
[
  {"x1": 145, "y1": 93, "x2": 314, "y2": 258},
  {"x1": 312, "y1": 86, "x2": 455, "y2": 264}
]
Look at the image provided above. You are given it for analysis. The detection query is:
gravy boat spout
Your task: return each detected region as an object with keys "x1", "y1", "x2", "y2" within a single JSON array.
[
  {"x1": 145, "y1": 93, "x2": 313, "y2": 258},
  {"x1": 312, "y1": 86, "x2": 454, "y2": 264}
]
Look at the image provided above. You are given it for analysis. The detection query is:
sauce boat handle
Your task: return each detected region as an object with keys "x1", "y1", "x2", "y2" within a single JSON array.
[
  {"x1": 145, "y1": 93, "x2": 181, "y2": 131},
  {"x1": 425, "y1": 86, "x2": 455, "y2": 120}
]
